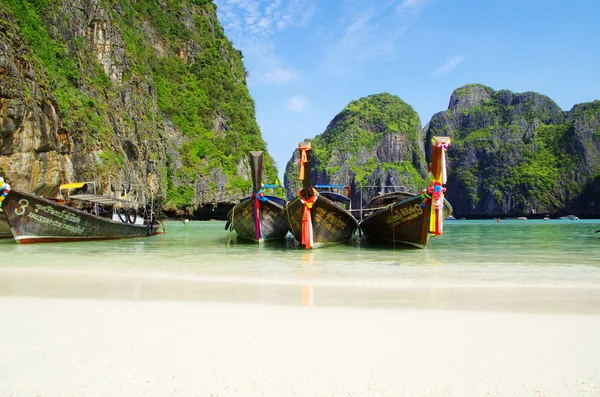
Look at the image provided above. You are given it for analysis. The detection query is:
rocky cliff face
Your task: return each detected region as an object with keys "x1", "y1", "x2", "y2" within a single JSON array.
[
  {"x1": 0, "y1": 0, "x2": 275, "y2": 218},
  {"x1": 284, "y1": 86, "x2": 599, "y2": 218},
  {"x1": 425, "y1": 84, "x2": 600, "y2": 217},
  {"x1": 284, "y1": 93, "x2": 428, "y2": 210}
]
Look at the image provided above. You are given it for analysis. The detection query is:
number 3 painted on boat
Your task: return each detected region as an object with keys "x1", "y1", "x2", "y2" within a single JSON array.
[{"x1": 15, "y1": 199, "x2": 29, "y2": 216}]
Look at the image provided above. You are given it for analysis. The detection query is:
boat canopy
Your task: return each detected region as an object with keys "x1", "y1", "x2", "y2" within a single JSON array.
[
  {"x1": 319, "y1": 192, "x2": 350, "y2": 204},
  {"x1": 363, "y1": 191, "x2": 415, "y2": 209},
  {"x1": 59, "y1": 182, "x2": 96, "y2": 190},
  {"x1": 315, "y1": 184, "x2": 346, "y2": 189},
  {"x1": 67, "y1": 194, "x2": 135, "y2": 206},
  {"x1": 262, "y1": 183, "x2": 281, "y2": 189}
]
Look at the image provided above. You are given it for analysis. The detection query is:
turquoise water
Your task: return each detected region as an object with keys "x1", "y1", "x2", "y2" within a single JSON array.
[{"x1": 1, "y1": 219, "x2": 599, "y2": 285}]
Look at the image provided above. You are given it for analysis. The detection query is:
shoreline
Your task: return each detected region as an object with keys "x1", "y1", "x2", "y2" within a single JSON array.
[{"x1": 2, "y1": 266, "x2": 600, "y2": 314}]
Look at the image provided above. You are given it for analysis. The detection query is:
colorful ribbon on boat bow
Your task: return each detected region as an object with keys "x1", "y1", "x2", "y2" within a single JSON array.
[
  {"x1": 299, "y1": 188, "x2": 318, "y2": 249},
  {"x1": 427, "y1": 181, "x2": 446, "y2": 235},
  {"x1": 0, "y1": 177, "x2": 10, "y2": 207},
  {"x1": 252, "y1": 187, "x2": 269, "y2": 240},
  {"x1": 428, "y1": 137, "x2": 451, "y2": 235}
]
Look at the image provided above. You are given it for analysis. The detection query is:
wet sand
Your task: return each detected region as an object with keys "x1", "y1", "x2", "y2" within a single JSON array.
[{"x1": 1, "y1": 268, "x2": 600, "y2": 396}]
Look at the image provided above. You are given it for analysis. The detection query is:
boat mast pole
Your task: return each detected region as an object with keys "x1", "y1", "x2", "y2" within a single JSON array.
[
  {"x1": 298, "y1": 142, "x2": 312, "y2": 192},
  {"x1": 249, "y1": 151, "x2": 264, "y2": 193}
]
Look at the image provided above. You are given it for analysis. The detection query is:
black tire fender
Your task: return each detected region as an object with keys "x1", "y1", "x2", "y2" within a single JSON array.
[
  {"x1": 127, "y1": 208, "x2": 137, "y2": 224},
  {"x1": 118, "y1": 207, "x2": 128, "y2": 223}
]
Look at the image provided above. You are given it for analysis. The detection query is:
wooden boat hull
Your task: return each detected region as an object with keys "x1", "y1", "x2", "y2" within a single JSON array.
[
  {"x1": 359, "y1": 194, "x2": 453, "y2": 249},
  {"x1": 0, "y1": 209, "x2": 11, "y2": 239},
  {"x1": 227, "y1": 197, "x2": 288, "y2": 242},
  {"x1": 282, "y1": 195, "x2": 358, "y2": 248},
  {"x1": 2, "y1": 189, "x2": 163, "y2": 244}
]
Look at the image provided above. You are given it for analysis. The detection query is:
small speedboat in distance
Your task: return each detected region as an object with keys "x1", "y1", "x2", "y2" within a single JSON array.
[
  {"x1": 359, "y1": 136, "x2": 453, "y2": 249},
  {"x1": 282, "y1": 142, "x2": 358, "y2": 249},
  {"x1": 0, "y1": 181, "x2": 164, "y2": 244},
  {"x1": 225, "y1": 151, "x2": 288, "y2": 243},
  {"x1": 559, "y1": 215, "x2": 580, "y2": 220}
]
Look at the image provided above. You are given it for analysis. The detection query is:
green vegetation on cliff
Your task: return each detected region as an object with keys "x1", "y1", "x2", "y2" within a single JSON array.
[
  {"x1": 428, "y1": 85, "x2": 600, "y2": 216},
  {"x1": 3, "y1": 0, "x2": 278, "y2": 209},
  {"x1": 285, "y1": 93, "x2": 427, "y2": 200},
  {"x1": 310, "y1": 93, "x2": 422, "y2": 182}
]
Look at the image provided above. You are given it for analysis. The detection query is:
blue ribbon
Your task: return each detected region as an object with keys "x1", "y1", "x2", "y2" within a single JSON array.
[{"x1": 253, "y1": 188, "x2": 269, "y2": 202}]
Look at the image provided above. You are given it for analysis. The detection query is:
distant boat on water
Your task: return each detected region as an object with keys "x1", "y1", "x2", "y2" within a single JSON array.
[{"x1": 559, "y1": 215, "x2": 580, "y2": 220}]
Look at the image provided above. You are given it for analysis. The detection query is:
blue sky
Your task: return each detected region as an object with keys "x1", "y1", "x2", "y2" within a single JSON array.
[{"x1": 214, "y1": 0, "x2": 600, "y2": 181}]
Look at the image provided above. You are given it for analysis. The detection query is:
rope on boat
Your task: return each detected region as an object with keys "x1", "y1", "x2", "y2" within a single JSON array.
[
  {"x1": 252, "y1": 188, "x2": 269, "y2": 240},
  {"x1": 386, "y1": 203, "x2": 396, "y2": 250}
]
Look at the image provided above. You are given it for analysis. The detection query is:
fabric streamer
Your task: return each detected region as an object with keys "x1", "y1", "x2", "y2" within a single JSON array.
[
  {"x1": 299, "y1": 188, "x2": 318, "y2": 249},
  {"x1": 0, "y1": 177, "x2": 10, "y2": 207},
  {"x1": 427, "y1": 182, "x2": 446, "y2": 235},
  {"x1": 429, "y1": 138, "x2": 451, "y2": 235},
  {"x1": 252, "y1": 187, "x2": 268, "y2": 240}
]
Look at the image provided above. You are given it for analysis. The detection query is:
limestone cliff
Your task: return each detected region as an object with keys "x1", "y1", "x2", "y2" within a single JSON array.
[
  {"x1": 284, "y1": 86, "x2": 599, "y2": 218},
  {"x1": 425, "y1": 84, "x2": 600, "y2": 217},
  {"x1": 0, "y1": 0, "x2": 276, "y2": 218},
  {"x1": 284, "y1": 93, "x2": 428, "y2": 211}
]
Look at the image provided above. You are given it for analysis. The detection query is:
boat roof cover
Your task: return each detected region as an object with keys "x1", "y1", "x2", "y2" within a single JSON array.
[
  {"x1": 67, "y1": 194, "x2": 134, "y2": 205},
  {"x1": 59, "y1": 182, "x2": 96, "y2": 190},
  {"x1": 363, "y1": 191, "x2": 416, "y2": 209}
]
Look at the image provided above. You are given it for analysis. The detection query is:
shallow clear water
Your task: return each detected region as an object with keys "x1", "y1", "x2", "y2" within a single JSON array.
[{"x1": 1, "y1": 218, "x2": 599, "y2": 283}]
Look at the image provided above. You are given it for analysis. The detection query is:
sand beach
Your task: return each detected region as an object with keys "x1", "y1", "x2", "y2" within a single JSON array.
[{"x1": 1, "y1": 267, "x2": 600, "y2": 397}]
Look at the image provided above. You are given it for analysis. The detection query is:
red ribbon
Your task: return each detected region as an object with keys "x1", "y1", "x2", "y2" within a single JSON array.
[{"x1": 300, "y1": 188, "x2": 318, "y2": 248}]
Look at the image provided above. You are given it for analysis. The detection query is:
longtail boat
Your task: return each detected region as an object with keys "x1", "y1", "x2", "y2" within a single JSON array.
[
  {"x1": 225, "y1": 151, "x2": 288, "y2": 242},
  {"x1": 0, "y1": 180, "x2": 164, "y2": 244},
  {"x1": 282, "y1": 142, "x2": 358, "y2": 249},
  {"x1": 359, "y1": 136, "x2": 453, "y2": 248}
]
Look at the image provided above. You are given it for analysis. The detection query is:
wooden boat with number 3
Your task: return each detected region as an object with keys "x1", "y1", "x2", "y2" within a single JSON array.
[
  {"x1": 0, "y1": 178, "x2": 164, "y2": 244},
  {"x1": 359, "y1": 136, "x2": 453, "y2": 248},
  {"x1": 225, "y1": 151, "x2": 288, "y2": 242},
  {"x1": 282, "y1": 142, "x2": 358, "y2": 249}
]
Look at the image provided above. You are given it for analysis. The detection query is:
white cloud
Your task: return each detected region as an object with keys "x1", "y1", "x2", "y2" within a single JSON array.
[
  {"x1": 216, "y1": 0, "x2": 316, "y2": 86},
  {"x1": 396, "y1": 0, "x2": 430, "y2": 13},
  {"x1": 287, "y1": 95, "x2": 308, "y2": 112},
  {"x1": 265, "y1": 68, "x2": 299, "y2": 85},
  {"x1": 322, "y1": 1, "x2": 432, "y2": 74},
  {"x1": 431, "y1": 55, "x2": 465, "y2": 76}
]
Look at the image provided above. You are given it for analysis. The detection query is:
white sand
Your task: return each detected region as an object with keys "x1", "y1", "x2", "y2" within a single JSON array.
[{"x1": 1, "y1": 296, "x2": 600, "y2": 396}]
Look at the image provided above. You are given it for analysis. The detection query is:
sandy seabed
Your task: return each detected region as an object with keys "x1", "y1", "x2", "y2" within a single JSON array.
[{"x1": 1, "y1": 270, "x2": 600, "y2": 396}]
